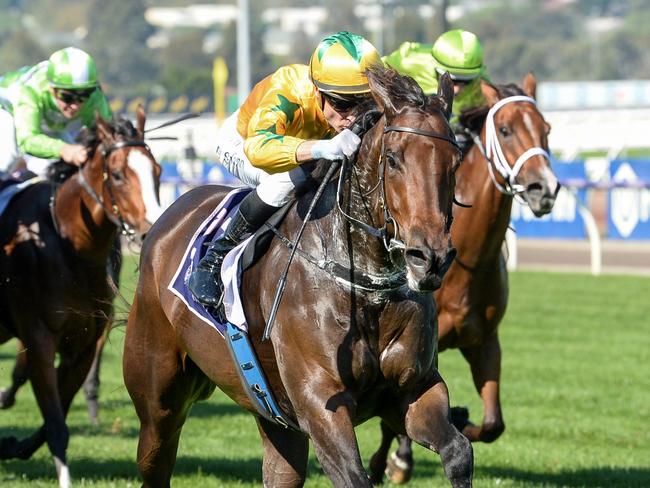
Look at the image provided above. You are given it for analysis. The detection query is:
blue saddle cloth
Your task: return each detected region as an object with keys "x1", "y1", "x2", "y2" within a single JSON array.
[
  {"x1": 167, "y1": 187, "x2": 251, "y2": 336},
  {"x1": 0, "y1": 176, "x2": 46, "y2": 219}
]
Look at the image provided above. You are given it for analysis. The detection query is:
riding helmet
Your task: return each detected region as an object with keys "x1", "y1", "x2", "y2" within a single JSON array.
[
  {"x1": 431, "y1": 29, "x2": 484, "y2": 81},
  {"x1": 47, "y1": 47, "x2": 99, "y2": 90},
  {"x1": 309, "y1": 31, "x2": 383, "y2": 94}
]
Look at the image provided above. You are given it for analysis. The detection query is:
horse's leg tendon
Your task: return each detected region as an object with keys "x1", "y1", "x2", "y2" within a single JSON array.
[
  {"x1": 459, "y1": 335, "x2": 505, "y2": 442},
  {"x1": 405, "y1": 374, "x2": 473, "y2": 488}
]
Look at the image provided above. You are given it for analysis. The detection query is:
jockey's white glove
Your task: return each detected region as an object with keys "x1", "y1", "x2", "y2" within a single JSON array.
[{"x1": 310, "y1": 129, "x2": 361, "y2": 161}]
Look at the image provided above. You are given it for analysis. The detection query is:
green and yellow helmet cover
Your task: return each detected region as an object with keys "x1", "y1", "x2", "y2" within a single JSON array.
[{"x1": 309, "y1": 31, "x2": 383, "y2": 94}]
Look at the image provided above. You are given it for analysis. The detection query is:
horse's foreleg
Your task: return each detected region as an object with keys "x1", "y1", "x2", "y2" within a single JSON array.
[
  {"x1": 367, "y1": 420, "x2": 401, "y2": 485},
  {"x1": 459, "y1": 334, "x2": 504, "y2": 442},
  {"x1": 83, "y1": 327, "x2": 109, "y2": 425},
  {"x1": 298, "y1": 388, "x2": 371, "y2": 487},
  {"x1": 405, "y1": 372, "x2": 473, "y2": 488},
  {"x1": 0, "y1": 340, "x2": 29, "y2": 409},
  {"x1": 257, "y1": 417, "x2": 309, "y2": 487},
  {"x1": 8, "y1": 331, "x2": 75, "y2": 487}
]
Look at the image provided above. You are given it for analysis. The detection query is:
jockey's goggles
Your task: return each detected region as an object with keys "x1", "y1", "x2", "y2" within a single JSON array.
[
  {"x1": 435, "y1": 67, "x2": 478, "y2": 85},
  {"x1": 322, "y1": 92, "x2": 368, "y2": 114},
  {"x1": 55, "y1": 88, "x2": 95, "y2": 104}
]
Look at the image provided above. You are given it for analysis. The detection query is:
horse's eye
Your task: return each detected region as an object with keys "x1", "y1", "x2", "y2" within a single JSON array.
[
  {"x1": 499, "y1": 126, "x2": 510, "y2": 137},
  {"x1": 111, "y1": 170, "x2": 125, "y2": 182},
  {"x1": 386, "y1": 152, "x2": 398, "y2": 169}
]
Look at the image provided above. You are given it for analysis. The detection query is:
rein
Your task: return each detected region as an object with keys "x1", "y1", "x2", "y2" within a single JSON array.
[
  {"x1": 337, "y1": 122, "x2": 460, "y2": 254},
  {"x1": 76, "y1": 140, "x2": 151, "y2": 240},
  {"x1": 468, "y1": 95, "x2": 551, "y2": 203}
]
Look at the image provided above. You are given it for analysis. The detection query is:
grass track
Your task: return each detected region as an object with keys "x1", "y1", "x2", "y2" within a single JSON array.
[{"x1": 1, "y1": 257, "x2": 649, "y2": 487}]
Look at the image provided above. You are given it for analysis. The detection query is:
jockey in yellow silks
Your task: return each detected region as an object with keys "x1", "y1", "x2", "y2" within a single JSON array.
[{"x1": 189, "y1": 31, "x2": 383, "y2": 306}]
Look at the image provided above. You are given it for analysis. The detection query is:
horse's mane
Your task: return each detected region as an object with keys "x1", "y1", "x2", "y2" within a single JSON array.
[
  {"x1": 47, "y1": 115, "x2": 138, "y2": 184},
  {"x1": 458, "y1": 82, "x2": 527, "y2": 133},
  {"x1": 369, "y1": 66, "x2": 429, "y2": 108}
]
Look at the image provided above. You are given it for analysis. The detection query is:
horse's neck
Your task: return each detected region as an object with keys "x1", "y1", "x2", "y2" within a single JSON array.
[
  {"x1": 454, "y1": 141, "x2": 514, "y2": 266},
  {"x1": 54, "y1": 162, "x2": 116, "y2": 261},
  {"x1": 314, "y1": 156, "x2": 394, "y2": 278}
]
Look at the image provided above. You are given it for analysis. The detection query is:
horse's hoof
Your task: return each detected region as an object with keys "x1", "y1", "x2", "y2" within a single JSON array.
[
  {"x1": 385, "y1": 452, "x2": 413, "y2": 485},
  {"x1": 0, "y1": 436, "x2": 18, "y2": 459},
  {"x1": 0, "y1": 388, "x2": 16, "y2": 409}
]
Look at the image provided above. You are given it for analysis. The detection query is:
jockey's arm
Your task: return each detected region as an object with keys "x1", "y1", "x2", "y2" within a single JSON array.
[{"x1": 14, "y1": 88, "x2": 66, "y2": 160}]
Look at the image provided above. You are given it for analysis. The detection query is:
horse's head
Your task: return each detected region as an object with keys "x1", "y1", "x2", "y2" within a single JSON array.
[
  {"x1": 90, "y1": 106, "x2": 163, "y2": 235},
  {"x1": 365, "y1": 68, "x2": 461, "y2": 292},
  {"x1": 480, "y1": 73, "x2": 559, "y2": 216}
]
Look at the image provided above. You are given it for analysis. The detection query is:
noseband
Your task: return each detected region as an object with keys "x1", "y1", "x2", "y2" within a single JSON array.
[
  {"x1": 338, "y1": 122, "x2": 460, "y2": 254},
  {"x1": 76, "y1": 139, "x2": 152, "y2": 240},
  {"x1": 470, "y1": 95, "x2": 551, "y2": 202}
]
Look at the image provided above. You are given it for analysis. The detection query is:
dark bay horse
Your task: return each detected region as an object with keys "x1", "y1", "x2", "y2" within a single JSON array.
[
  {"x1": 369, "y1": 73, "x2": 560, "y2": 484},
  {"x1": 0, "y1": 107, "x2": 162, "y2": 488},
  {"x1": 124, "y1": 68, "x2": 474, "y2": 487}
]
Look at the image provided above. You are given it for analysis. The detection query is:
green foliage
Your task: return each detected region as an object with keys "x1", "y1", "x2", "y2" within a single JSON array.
[
  {"x1": 5, "y1": 0, "x2": 650, "y2": 106},
  {"x1": 0, "y1": 259, "x2": 648, "y2": 487},
  {"x1": 85, "y1": 0, "x2": 158, "y2": 96}
]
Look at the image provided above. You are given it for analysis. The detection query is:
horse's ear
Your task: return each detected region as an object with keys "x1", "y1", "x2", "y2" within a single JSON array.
[
  {"x1": 436, "y1": 72, "x2": 454, "y2": 119},
  {"x1": 95, "y1": 113, "x2": 113, "y2": 142},
  {"x1": 481, "y1": 80, "x2": 500, "y2": 106},
  {"x1": 136, "y1": 104, "x2": 146, "y2": 139},
  {"x1": 523, "y1": 72, "x2": 537, "y2": 99},
  {"x1": 368, "y1": 69, "x2": 398, "y2": 119}
]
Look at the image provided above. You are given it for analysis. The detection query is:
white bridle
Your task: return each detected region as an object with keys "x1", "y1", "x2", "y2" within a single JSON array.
[{"x1": 473, "y1": 95, "x2": 551, "y2": 203}]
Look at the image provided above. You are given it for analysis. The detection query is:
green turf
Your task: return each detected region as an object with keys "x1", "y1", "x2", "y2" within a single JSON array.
[{"x1": 1, "y1": 257, "x2": 648, "y2": 487}]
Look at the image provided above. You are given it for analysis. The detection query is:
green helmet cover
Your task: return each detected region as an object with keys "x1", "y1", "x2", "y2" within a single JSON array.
[
  {"x1": 431, "y1": 29, "x2": 484, "y2": 81},
  {"x1": 47, "y1": 47, "x2": 98, "y2": 89}
]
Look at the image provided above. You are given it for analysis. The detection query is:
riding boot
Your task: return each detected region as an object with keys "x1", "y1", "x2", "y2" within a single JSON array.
[{"x1": 188, "y1": 190, "x2": 278, "y2": 306}]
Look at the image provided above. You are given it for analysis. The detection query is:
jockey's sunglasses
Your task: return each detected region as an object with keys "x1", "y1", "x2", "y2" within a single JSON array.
[
  {"x1": 322, "y1": 92, "x2": 366, "y2": 114},
  {"x1": 55, "y1": 88, "x2": 94, "y2": 105}
]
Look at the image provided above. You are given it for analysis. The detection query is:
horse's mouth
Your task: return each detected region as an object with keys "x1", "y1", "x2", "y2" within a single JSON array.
[
  {"x1": 405, "y1": 246, "x2": 456, "y2": 293},
  {"x1": 521, "y1": 176, "x2": 560, "y2": 217}
]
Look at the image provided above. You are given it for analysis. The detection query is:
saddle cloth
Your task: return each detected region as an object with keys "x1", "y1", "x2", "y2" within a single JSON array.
[
  {"x1": 168, "y1": 187, "x2": 254, "y2": 336},
  {"x1": 0, "y1": 176, "x2": 46, "y2": 219}
]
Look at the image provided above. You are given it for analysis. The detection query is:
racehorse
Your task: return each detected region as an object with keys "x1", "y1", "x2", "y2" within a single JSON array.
[
  {"x1": 0, "y1": 107, "x2": 162, "y2": 488},
  {"x1": 0, "y1": 245, "x2": 121, "y2": 425},
  {"x1": 368, "y1": 73, "x2": 560, "y2": 484},
  {"x1": 123, "y1": 68, "x2": 474, "y2": 487}
]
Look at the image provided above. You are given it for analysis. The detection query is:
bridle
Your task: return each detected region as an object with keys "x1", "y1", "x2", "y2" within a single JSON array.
[
  {"x1": 76, "y1": 139, "x2": 153, "y2": 241},
  {"x1": 468, "y1": 95, "x2": 551, "y2": 203},
  {"x1": 337, "y1": 121, "x2": 460, "y2": 255}
]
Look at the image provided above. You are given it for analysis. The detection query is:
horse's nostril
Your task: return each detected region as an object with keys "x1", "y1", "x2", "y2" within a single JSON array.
[{"x1": 526, "y1": 182, "x2": 543, "y2": 194}]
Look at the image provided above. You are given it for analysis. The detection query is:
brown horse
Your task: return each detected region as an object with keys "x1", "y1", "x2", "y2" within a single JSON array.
[
  {"x1": 0, "y1": 107, "x2": 162, "y2": 488},
  {"x1": 367, "y1": 73, "x2": 560, "y2": 484},
  {"x1": 124, "y1": 68, "x2": 474, "y2": 487}
]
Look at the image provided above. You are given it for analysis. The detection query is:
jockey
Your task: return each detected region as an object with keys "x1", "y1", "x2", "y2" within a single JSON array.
[
  {"x1": 383, "y1": 29, "x2": 490, "y2": 150},
  {"x1": 188, "y1": 31, "x2": 383, "y2": 306},
  {"x1": 0, "y1": 47, "x2": 112, "y2": 176}
]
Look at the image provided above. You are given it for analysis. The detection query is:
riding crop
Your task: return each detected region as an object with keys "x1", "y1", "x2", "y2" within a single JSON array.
[{"x1": 262, "y1": 157, "x2": 344, "y2": 341}]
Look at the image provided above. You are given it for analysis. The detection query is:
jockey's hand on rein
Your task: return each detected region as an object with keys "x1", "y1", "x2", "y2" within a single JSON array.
[
  {"x1": 310, "y1": 129, "x2": 361, "y2": 161},
  {"x1": 60, "y1": 143, "x2": 88, "y2": 166}
]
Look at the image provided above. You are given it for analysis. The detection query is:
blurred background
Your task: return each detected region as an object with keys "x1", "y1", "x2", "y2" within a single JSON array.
[{"x1": 2, "y1": 0, "x2": 648, "y2": 273}]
